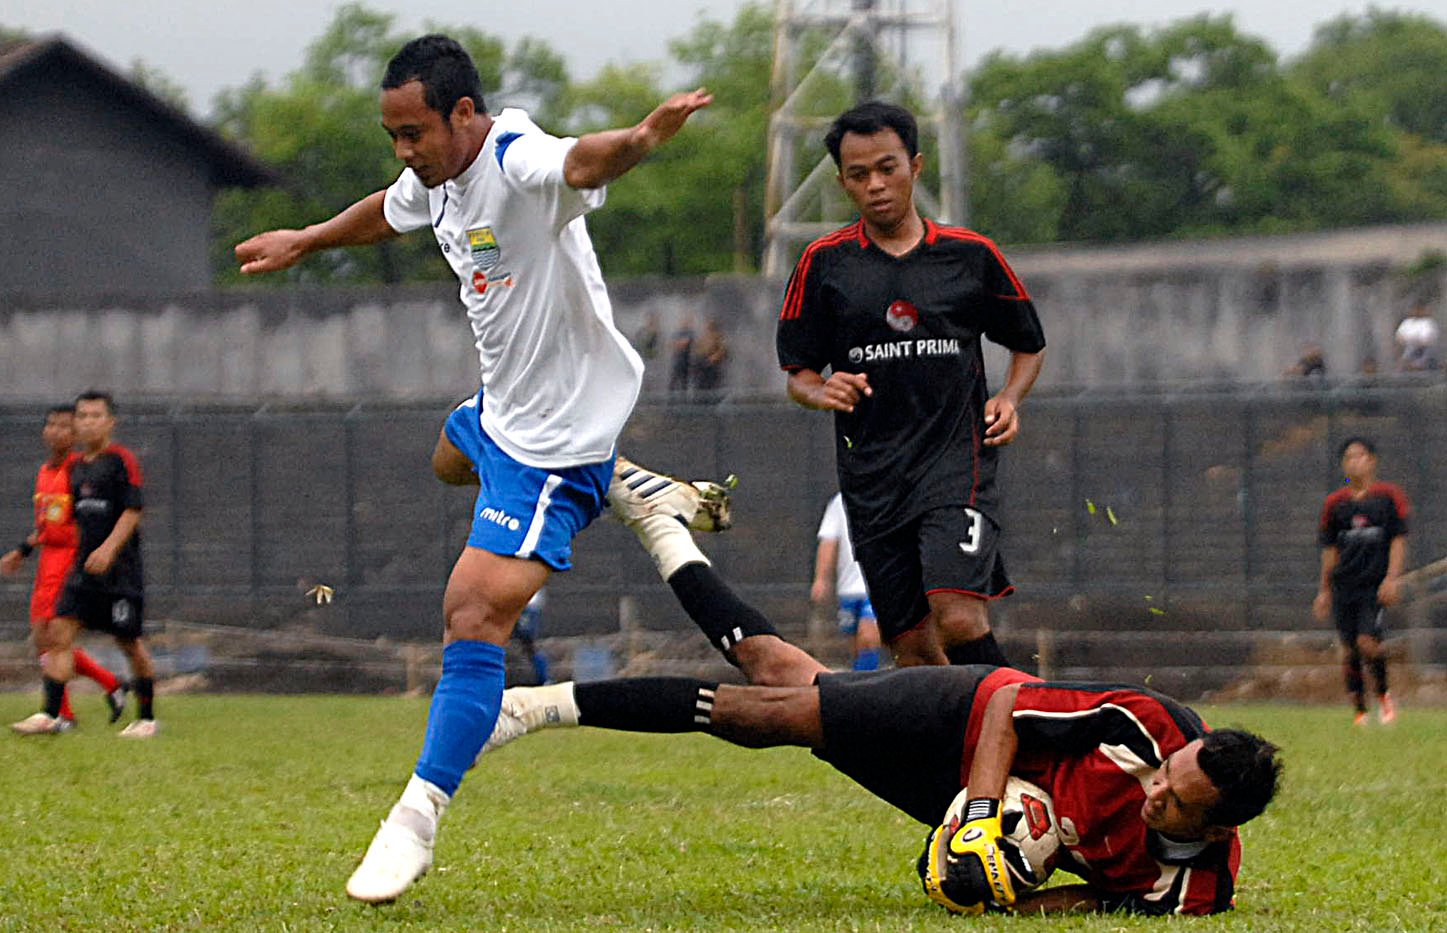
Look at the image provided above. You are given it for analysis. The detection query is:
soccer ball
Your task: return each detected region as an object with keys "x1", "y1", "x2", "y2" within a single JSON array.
[{"x1": 940, "y1": 777, "x2": 1061, "y2": 891}]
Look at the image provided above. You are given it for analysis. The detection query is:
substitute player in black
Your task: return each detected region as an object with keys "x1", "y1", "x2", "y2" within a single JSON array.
[
  {"x1": 40, "y1": 391, "x2": 158, "y2": 737},
  {"x1": 1313, "y1": 437, "x2": 1408, "y2": 726},
  {"x1": 777, "y1": 101, "x2": 1045, "y2": 668}
]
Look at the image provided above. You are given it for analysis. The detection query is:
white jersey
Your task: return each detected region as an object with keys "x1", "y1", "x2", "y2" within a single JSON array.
[
  {"x1": 383, "y1": 108, "x2": 643, "y2": 468},
  {"x1": 817, "y1": 493, "x2": 867, "y2": 599}
]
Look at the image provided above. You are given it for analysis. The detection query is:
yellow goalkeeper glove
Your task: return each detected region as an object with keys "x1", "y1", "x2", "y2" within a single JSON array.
[{"x1": 918, "y1": 797, "x2": 1016, "y2": 913}]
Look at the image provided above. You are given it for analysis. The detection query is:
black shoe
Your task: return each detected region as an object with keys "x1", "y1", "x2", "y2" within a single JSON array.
[{"x1": 105, "y1": 681, "x2": 130, "y2": 724}]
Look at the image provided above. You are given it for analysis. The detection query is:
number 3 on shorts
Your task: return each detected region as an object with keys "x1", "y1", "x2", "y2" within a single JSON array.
[{"x1": 959, "y1": 507, "x2": 983, "y2": 554}]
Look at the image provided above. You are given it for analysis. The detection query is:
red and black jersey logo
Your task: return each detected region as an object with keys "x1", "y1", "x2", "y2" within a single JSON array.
[{"x1": 885, "y1": 300, "x2": 919, "y2": 332}]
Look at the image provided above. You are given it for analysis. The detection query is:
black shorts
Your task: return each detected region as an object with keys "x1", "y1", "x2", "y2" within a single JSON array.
[
  {"x1": 811, "y1": 665, "x2": 996, "y2": 826},
  {"x1": 55, "y1": 582, "x2": 145, "y2": 640},
  {"x1": 1332, "y1": 590, "x2": 1385, "y2": 644},
  {"x1": 853, "y1": 506, "x2": 1013, "y2": 642}
]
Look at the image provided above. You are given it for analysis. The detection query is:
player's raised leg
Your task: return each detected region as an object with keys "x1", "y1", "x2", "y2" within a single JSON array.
[
  {"x1": 608, "y1": 465, "x2": 826, "y2": 687},
  {"x1": 487, "y1": 676, "x2": 825, "y2": 755}
]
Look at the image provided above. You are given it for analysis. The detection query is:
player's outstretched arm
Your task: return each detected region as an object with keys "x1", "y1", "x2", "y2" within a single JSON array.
[
  {"x1": 562, "y1": 88, "x2": 713, "y2": 190},
  {"x1": 923, "y1": 684, "x2": 1023, "y2": 913},
  {"x1": 235, "y1": 190, "x2": 397, "y2": 275}
]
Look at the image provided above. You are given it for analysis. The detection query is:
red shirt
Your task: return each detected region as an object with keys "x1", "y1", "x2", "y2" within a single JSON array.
[
  {"x1": 962, "y1": 668, "x2": 1240, "y2": 916},
  {"x1": 33, "y1": 455, "x2": 79, "y2": 550}
]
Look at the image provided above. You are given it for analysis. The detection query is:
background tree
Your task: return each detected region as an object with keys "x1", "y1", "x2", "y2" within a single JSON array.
[{"x1": 967, "y1": 13, "x2": 1443, "y2": 243}]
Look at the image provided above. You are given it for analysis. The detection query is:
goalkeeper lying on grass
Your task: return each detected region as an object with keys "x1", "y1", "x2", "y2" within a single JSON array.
[{"x1": 483, "y1": 486, "x2": 1283, "y2": 916}]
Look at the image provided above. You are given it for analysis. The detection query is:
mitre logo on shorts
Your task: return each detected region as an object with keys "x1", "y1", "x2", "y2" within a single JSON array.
[
  {"x1": 885, "y1": 300, "x2": 919, "y2": 332},
  {"x1": 479, "y1": 506, "x2": 522, "y2": 532}
]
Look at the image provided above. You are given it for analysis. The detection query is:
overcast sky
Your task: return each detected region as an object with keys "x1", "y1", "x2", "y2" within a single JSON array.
[{"x1": 3, "y1": 1, "x2": 1444, "y2": 117}]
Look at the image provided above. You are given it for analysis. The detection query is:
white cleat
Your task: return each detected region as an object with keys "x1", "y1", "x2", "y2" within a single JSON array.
[
  {"x1": 346, "y1": 808, "x2": 436, "y2": 904},
  {"x1": 11, "y1": 712, "x2": 69, "y2": 735},
  {"x1": 484, "y1": 683, "x2": 579, "y2": 754},
  {"x1": 611, "y1": 456, "x2": 734, "y2": 532},
  {"x1": 118, "y1": 719, "x2": 158, "y2": 739}
]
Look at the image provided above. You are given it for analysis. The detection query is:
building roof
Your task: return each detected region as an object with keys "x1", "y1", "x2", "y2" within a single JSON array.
[{"x1": 0, "y1": 34, "x2": 279, "y2": 188}]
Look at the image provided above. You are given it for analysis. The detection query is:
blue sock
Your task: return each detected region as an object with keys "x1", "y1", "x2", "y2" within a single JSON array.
[
  {"x1": 414, "y1": 641, "x2": 506, "y2": 796},
  {"x1": 532, "y1": 652, "x2": 551, "y2": 685},
  {"x1": 853, "y1": 648, "x2": 881, "y2": 671}
]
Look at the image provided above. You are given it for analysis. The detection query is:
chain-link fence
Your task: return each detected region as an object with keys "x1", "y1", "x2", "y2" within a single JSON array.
[{"x1": 2, "y1": 381, "x2": 1443, "y2": 697}]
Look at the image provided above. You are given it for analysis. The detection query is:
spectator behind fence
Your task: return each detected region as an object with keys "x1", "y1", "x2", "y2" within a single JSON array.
[
  {"x1": 669, "y1": 314, "x2": 696, "y2": 396},
  {"x1": 693, "y1": 317, "x2": 730, "y2": 400},
  {"x1": 1394, "y1": 302, "x2": 1439, "y2": 372},
  {"x1": 635, "y1": 311, "x2": 661, "y2": 362},
  {"x1": 1284, "y1": 342, "x2": 1326, "y2": 379}
]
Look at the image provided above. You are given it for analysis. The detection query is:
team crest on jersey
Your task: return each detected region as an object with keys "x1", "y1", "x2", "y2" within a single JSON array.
[
  {"x1": 468, "y1": 227, "x2": 500, "y2": 271},
  {"x1": 885, "y1": 300, "x2": 919, "y2": 332}
]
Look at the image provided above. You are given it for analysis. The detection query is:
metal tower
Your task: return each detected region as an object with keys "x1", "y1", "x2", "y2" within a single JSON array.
[{"x1": 763, "y1": 0, "x2": 965, "y2": 277}]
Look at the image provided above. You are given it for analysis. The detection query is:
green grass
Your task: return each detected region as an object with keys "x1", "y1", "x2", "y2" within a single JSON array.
[{"x1": 1, "y1": 695, "x2": 1443, "y2": 931}]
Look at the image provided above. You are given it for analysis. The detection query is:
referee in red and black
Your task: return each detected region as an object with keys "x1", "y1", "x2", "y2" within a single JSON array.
[{"x1": 777, "y1": 101, "x2": 1045, "y2": 669}]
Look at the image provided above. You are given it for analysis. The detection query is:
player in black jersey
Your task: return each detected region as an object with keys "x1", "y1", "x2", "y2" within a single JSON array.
[
  {"x1": 1313, "y1": 437, "x2": 1408, "y2": 726},
  {"x1": 777, "y1": 101, "x2": 1046, "y2": 669},
  {"x1": 37, "y1": 391, "x2": 159, "y2": 738}
]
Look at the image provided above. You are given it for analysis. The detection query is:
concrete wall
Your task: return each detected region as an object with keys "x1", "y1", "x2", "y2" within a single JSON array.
[
  {"x1": 1, "y1": 223, "x2": 1442, "y2": 401},
  {"x1": 0, "y1": 65, "x2": 216, "y2": 294}
]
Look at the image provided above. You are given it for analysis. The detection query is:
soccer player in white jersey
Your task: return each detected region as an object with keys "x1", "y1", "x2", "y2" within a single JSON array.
[{"x1": 234, "y1": 35, "x2": 711, "y2": 903}]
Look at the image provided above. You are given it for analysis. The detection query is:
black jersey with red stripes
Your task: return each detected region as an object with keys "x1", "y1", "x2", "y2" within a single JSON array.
[
  {"x1": 70, "y1": 444, "x2": 145, "y2": 597},
  {"x1": 963, "y1": 669, "x2": 1241, "y2": 916},
  {"x1": 776, "y1": 220, "x2": 1045, "y2": 544},
  {"x1": 1318, "y1": 482, "x2": 1409, "y2": 594}
]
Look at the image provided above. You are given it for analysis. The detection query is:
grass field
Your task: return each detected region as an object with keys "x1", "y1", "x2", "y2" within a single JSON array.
[{"x1": 2, "y1": 693, "x2": 1443, "y2": 931}]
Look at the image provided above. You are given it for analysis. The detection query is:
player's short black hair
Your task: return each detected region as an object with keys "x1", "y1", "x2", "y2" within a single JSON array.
[
  {"x1": 382, "y1": 34, "x2": 487, "y2": 118},
  {"x1": 824, "y1": 101, "x2": 920, "y2": 167},
  {"x1": 46, "y1": 403, "x2": 74, "y2": 418},
  {"x1": 1337, "y1": 436, "x2": 1377, "y2": 460},
  {"x1": 74, "y1": 389, "x2": 116, "y2": 415},
  {"x1": 1198, "y1": 729, "x2": 1281, "y2": 827}
]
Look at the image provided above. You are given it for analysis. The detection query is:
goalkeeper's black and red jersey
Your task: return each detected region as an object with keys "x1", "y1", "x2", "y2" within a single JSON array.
[
  {"x1": 963, "y1": 668, "x2": 1241, "y2": 916},
  {"x1": 775, "y1": 219, "x2": 1045, "y2": 545}
]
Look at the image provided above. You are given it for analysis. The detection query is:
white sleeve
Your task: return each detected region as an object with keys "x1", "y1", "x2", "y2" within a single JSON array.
[
  {"x1": 382, "y1": 168, "x2": 433, "y2": 233},
  {"x1": 817, "y1": 494, "x2": 845, "y2": 541},
  {"x1": 494, "y1": 131, "x2": 605, "y2": 229}
]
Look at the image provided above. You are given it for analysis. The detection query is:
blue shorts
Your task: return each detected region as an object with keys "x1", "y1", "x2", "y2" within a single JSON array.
[
  {"x1": 444, "y1": 392, "x2": 614, "y2": 571},
  {"x1": 836, "y1": 596, "x2": 877, "y2": 635}
]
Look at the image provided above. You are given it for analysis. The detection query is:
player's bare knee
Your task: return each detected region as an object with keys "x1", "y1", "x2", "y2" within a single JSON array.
[
  {"x1": 442, "y1": 597, "x2": 516, "y2": 645},
  {"x1": 711, "y1": 685, "x2": 821, "y2": 747},
  {"x1": 933, "y1": 601, "x2": 990, "y2": 642},
  {"x1": 731, "y1": 636, "x2": 826, "y2": 687},
  {"x1": 119, "y1": 638, "x2": 154, "y2": 678}
]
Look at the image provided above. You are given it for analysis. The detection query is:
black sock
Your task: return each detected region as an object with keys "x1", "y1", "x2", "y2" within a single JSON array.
[
  {"x1": 945, "y1": 632, "x2": 1011, "y2": 668},
  {"x1": 1345, "y1": 649, "x2": 1365, "y2": 711},
  {"x1": 1371, "y1": 656, "x2": 1389, "y2": 696},
  {"x1": 575, "y1": 677, "x2": 718, "y2": 733},
  {"x1": 43, "y1": 678, "x2": 65, "y2": 718},
  {"x1": 668, "y1": 563, "x2": 780, "y2": 653},
  {"x1": 134, "y1": 677, "x2": 155, "y2": 720}
]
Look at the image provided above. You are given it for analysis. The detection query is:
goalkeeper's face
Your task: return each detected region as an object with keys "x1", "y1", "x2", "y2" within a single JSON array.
[{"x1": 1141, "y1": 740, "x2": 1221, "y2": 839}]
